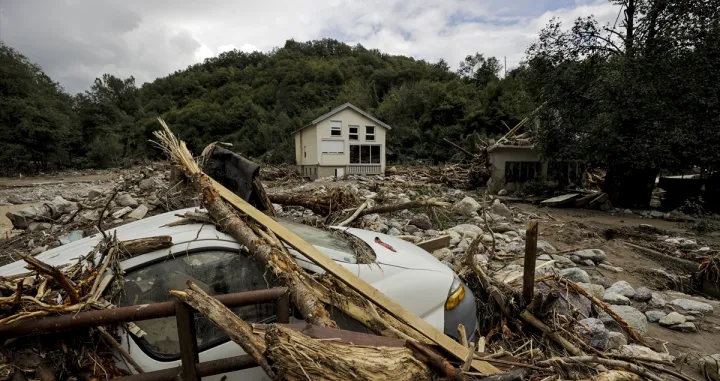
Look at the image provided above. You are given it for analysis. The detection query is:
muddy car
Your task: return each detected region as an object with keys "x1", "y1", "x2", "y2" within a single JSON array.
[{"x1": 0, "y1": 208, "x2": 478, "y2": 380}]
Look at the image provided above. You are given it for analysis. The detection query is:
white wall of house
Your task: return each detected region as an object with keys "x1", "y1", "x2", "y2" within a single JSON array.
[
  {"x1": 314, "y1": 108, "x2": 387, "y2": 172},
  {"x1": 295, "y1": 125, "x2": 318, "y2": 166}
]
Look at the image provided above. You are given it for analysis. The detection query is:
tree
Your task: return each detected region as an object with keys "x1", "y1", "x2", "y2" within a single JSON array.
[
  {"x1": 458, "y1": 53, "x2": 503, "y2": 86},
  {"x1": 524, "y1": 0, "x2": 720, "y2": 206}
]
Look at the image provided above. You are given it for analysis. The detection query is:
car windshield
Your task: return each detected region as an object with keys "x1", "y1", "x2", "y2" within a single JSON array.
[
  {"x1": 111, "y1": 250, "x2": 276, "y2": 359},
  {"x1": 280, "y1": 220, "x2": 375, "y2": 264}
]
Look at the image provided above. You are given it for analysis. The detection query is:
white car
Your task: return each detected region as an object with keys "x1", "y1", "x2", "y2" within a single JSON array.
[{"x1": 0, "y1": 208, "x2": 478, "y2": 380}]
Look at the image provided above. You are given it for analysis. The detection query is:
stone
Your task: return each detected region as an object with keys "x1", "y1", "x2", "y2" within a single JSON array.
[
  {"x1": 551, "y1": 254, "x2": 576, "y2": 267},
  {"x1": 498, "y1": 189, "x2": 508, "y2": 196},
  {"x1": 112, "y1": 206, "x2": 133, "y2": 219},
  {"x1": 474, "y1": 254, "x2": 489, "y2": 265},
  {"x1": 650, "y1": 210, "x2": 664, "y2": 218},
  {"x1": 685, "y1": 315, "x2": 696, "y2": 321},
  {"x1": 6, "y1": 205, "x2": 53, "y2": 229},
  {"x1": 606, "y1": 281, "x2": 636, "y2": 298},
  {"x1": 659, "y1": 311, "x2": 686, "y2": 327},
  {"x1": 607, "y1": 332, "x2": 627, "y2": 350},
  {"x1": 404, "y1": 225, "x2": 420, "y2": 234},
  {"x1": 633, "y1": 287, "x2": 652, "y2": 302},
  {"x1": 673, "y1": 322, "x2": 697, "y2": 332},
  {"x1": 59, "y1": 230, "x2": 84, "y2": 245},
  {"x1": 577, "y1": 318, "x2": 609, "y2": 350},
  {"x1": 536, "y1": 240, "x2": 556, "y2": 254},
  {"x1": 139, "y1": 178, "x2": 157, "y2": 191},
  {"x1": 363, "y1": 214, "x2": 380, "y2": 223},
  {"x1": 126, "y1": 205, "x2": 149, "y2": 220},
  {"x1": 559, "y1": 267, "x2": 590, "y2": 283},
  {"x1": 87, "y1": 189, "x2": 102, "y2": 200},
  {"x1": 457, "y1": 238, "x2": 471, "y2": 251},
  {"x1": 604, "y1": 305, "x2": 648, "y2": 335},
  {"x1": 538, "y1": 254, "x2": 553, "y2": 261},
  {"x1": 603, "y1": 292, "x2": 631, "y2": 305},
  {"x1": 573, "y1": 249, "x2": 607, "y2": 263},
  {"x1": 581, "y1": 259, "x2": 596, "y2": 267},
  {"x1": 387, "y1": 227, "x2": 401, "y2": 236},
  {"x1": 490, "y1": 199, "x2": 513, "y2": 219},
  {"x1": 645, "y1": 310, "x2": 667, "y2": 323},
  {"x1": 453, "y1": 197, "x2": 481, "y2": 216},
  {"x1": 569, "y1": 255, "x2": 581, "y2": 264},
  {"x1": 649, "y1": 293, "x2": 667, "y2": 308},
  {"x1": 537, "y1": 282, "x2": 592, "y2": 318},
  {"x1": 670, "y1": 298, "x2": 714, "y2": 314},
  {"x1": 699, "y1": 354, "x2": 720, "y2": 381},
  {"x1": 78, "y1": 209, "x2": 101, "y2": 223},
  {"x1": 116, "y1": 193, "x2": 138, "y2": 208},
  {"x1": 577, "y1": 282, "x2": 605, "y2": 300},
  {"x1": 49, "y1": 196, "x2": 78, "y2": 216},
  {"x1": 28, "y1": 222, "x2": 52, "y2": 232},
  {"x1": 449, "y1": 224, "x2": 483, "y2": 239},
  {"x1": 7, "y1": 194, "x2": 24, "y2": 204},
  {"x1": 425, "y1": 229, "x2": 439, "y2": 236},
  {"x1": 31, "y1": 245, "x2": 48, "y2": 255},
  {"x1": 409, "y1": 214, "x2": 432, "y2": 230},
  {"x1": 617, "y1": 345, "x2": 674, "y2": 363}
]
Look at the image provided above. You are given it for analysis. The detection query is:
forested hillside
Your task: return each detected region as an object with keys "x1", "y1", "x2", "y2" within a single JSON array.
[{"x1": 0, "y1": 39, "x2": 533, "y2": 174}]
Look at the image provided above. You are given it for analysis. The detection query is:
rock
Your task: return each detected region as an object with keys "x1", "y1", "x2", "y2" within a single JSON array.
[
  {"x1": 387, "y1": 227, "x2": 401, "y2": 236},
  {"x1": 685, "y1": 315, "x2": 696, "y2": 321},
  {"x1": 645, "y1": 310, "x2": 667, "y2": 323},
  {"x1": 31, "y1": 245, "x2": 48, "y2": 255},
  {"x1": 425, "y1": 229, "x2": 439, "y2": 236},
  {"x1": 59, "y1": 230, "x2": 84, "y2": 245},
  {"x1": 670, "y1": 298, "x2": 714, "y2": 314},
  {"x1": 78, "y1": 209, "x2": 101, "y2": 223},
  {"x1": 49, "y1": 196, "x2": 78, "y2": 216},
  {"x1": 493, "y1": 233, "x2": 512, "y2": 243},
  {"x1": 581, "y1": 259, "x2": 596, "y2": 267},
  {"x1": 498, "y1": 189, "x2": 508, "y2": 196},
  {"x1": 27, "y1": 222, "x2": 52, "y2": 232},
  {"x1": 659, "y1": 312, "x2": 686, "y2": 327},
  {"x1": 126, "y1": 205, "x2": 149, "y2": 220},
  {"x1": 537, "y1": 282, "x2": 592, "y2": 318},
  {"x1": 577, "y1": 318, "x2": 609, "y2": 350},
  {"x1": 446, "y1": 230, "x2": 461, "y2": 245},
  {"x1": 536, "y1": 240, "x2": 556, "y2": 254},
  {"x1": 577, "y1": 282, "x2": 605, "y2": 300},
  {"x1": 633, "y1": 287, "x2": 652, "y2": 302},
  {"x1": 6, "y1": 204, "x2": 52, "y2": 229},
  {"x1": 490, "y1": 199, "x2": 513, "y2": 219},
  {"x1": 474, "y1": 254, "x2": 489, "y2": 265},
  {"x1": 551, "y1": 254, "x2": 576, "y2": 267},
  {"x1": 607, "y1": 332, "x2": 627, "y2": 350},
  {"x1": 573, "y1": 249, "x2": 607, "y2": 263},
  {"x1": 603, "y1": 292, "x2": 631, "y2": 305},
  {"x1": 404, "y1": 225, "x2": 420, "y2": 234},
  {"x1": 673, "y1": 322, "x2": 697, "y2": 332},
  {"x1": 111, "y1": 206, "x2": 134, "y2": 219},
  {"x1": 616, "y1": 345, "x2": 674, "y2": 363},
  {"x1": 559, "y1": 267, "x2": 590, "y2": 283},
  {"x1": 377, "y1": 224, "x2": 389, "y2": 233},
  {"x1": 569, "y1": 255, "x2": 581, "y2": 264},
  {"x1": 598, "y1": 264, "x2": 624, "y2": 273},
  {"x1": 139, "y1": 178, "x2": 157, "y2": 191},
  {"x1": 649, "y1": 293, "x2": 667, "y2": 308},
  {"x1": 604, "y1": 305, "x2": 648, "y2": 335},
  {"x1": 700, "y1": 354, "x2": 720, "y2": 381},
  {"x1": 7, "y1": 194, "x2": 24, "y2": 204},
  {"x1": 650, "y1": 210, "x2": 664, "y2": 218},
  {"x1": 538, "y1": 254, "x2": 553, "y2": 261},
  {"x1": 458, "y1": 238, "x2": 471, "y2": 251},
  {"x1": 87, "y1": 189, "x2": 102, "y2": 200},
  {"x1": 272, "y1": 204, "x2": 283, "y2": 214},
  {"x1": 454, "y1": 197, "x2": 481, "y2": 216},
  {"x1": 363, "y1": 214, "x2": 380, "y2": 223},
  {"x1": 449, "y1": 224, "x2": 483, "y2": 239},
  {"x1": 116, "y1": 193, "x2": 138, "y2": 208},
  {"x1": 409, "y1": 214, "x2": 432, "y2": 230},
  {"x1": 606, "y1": 281, "x2": 636, "y2": 298}
]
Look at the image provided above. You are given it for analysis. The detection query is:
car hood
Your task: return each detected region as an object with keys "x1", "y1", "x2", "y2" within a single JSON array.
[{"x1": 338, "y1": 227, "x2": 451, "y2": 273}]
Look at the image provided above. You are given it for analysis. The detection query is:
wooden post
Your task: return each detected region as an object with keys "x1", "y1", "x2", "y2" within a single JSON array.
[
  {"x1": 175, "y1": 301, "x2": 200, "y2": 381},
  {"x1": 522, "y1": 221, "x2": 539, "y2": 305}
]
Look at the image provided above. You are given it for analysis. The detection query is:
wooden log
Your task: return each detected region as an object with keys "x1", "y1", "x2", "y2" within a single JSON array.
[
  {"x1": 358, "y1": 199, "x2": 451, "y2": 217},
  {"x1": 519, "y1": 310, "x2": 581, "y2": 355},
  {"x1": 268, "y1": 193, "x2": 332, "y2": 215},
  {"x1": 118, "y1": 236, "x2": 173, "y2": 256},
  {"x1": 171, "y1": 281, "x2": 275, "y2": 379},
  {"x1": 266, "y1": 324, "x2": 432, "y2": 381},
  {"x1": 523, "y1": 221, "x2": 539, "y2": 304},
  {"x1": 538, "y1": 356, "x2": 664, "y2": 381},
  {"x1": 338, "y1": 202, "x2": 368, "y2": 227},
  {"x1": 21, "y1": 253, "x2": 79, "y2": 304}
]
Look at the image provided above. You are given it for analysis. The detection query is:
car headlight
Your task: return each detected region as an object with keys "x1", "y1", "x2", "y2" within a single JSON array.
[{"x1": 445, "y1": 275, "x2": 466, "y2": 311}]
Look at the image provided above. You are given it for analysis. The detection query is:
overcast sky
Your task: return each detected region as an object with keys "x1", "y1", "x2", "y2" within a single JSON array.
[{"x1": 0, "y1": 0, "x2": 619, "y2": 94}]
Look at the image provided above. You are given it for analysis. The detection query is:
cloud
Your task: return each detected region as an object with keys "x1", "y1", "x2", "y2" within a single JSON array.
[{"x1": 0, "y1": 0, "x2": 620, "y2": 93}]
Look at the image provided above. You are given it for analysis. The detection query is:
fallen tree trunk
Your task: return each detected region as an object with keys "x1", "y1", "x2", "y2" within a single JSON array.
[
  {"x1": 118, "y1": 236, "x2": 173, "y2": 255},
  {"x1": 358, "y1": 199, "x2": 451, "y2": 216},
  {"x1": 268, "y1": 189, "x2": 357, "y2": 216}
]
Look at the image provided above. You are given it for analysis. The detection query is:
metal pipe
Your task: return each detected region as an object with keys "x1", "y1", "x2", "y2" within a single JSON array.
[
  {"x1": 114, "y1": 354, "x2": 257, "y2": 381},
  {"x1": 0, "y1": 287, "x2": 288, "y2": 338}
]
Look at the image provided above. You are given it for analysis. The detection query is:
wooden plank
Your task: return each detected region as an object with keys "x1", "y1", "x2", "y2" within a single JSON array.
[
  {"x1": 574, "y1": 193, "x2": 599, "y2": 207},
  {"x1": 540, "y1": 193, "x2": 581, "y2": 207},
  {"x1": 416, "y1": 235, "x2": 451, "y2": 253},
  {"x1": 522, "y1": 221, "x2": 539, "y2": 304},
  {"x1": 254, "y1": 323, "x2": 407, "y2": 348},
  {"x1": 211, "y1": 178, "x2": 500, "y2": 375}
]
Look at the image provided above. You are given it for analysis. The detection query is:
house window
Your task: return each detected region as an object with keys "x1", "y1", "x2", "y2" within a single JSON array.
[
  {"x1": 331, "y1": 121, "x2": 342, "y2": 136},
  {"x1": 303, "y1": 146, "x2": 306, "y2": 158},
  {"x1": 365, "y1": 126, "x2": 375, "y2": 141},
  {"x1": 321, "y1": 140, "x2": 344, "y2": 154},
  {"x1": 349, "y1": 126, "x2": 359, "y2": 140},
  {"x1": 505, "y1": 161, "x2": 541, "y2": 182},
  {"x1": 350, "y1": 145, "x2": 381, "y2": 164}
]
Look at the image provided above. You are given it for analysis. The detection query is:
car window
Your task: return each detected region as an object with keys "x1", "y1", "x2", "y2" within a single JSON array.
[
  {"x1": 280, "y1": 220, "x2": 375, "y2": 264},
  {"x1": 113, "y1": 250, "x2": 276, "y2": 359}
]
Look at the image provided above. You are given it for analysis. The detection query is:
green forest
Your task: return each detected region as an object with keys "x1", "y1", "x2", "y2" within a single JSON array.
[{"x1": 1, "y1": 0, "x2": 718, "y2": 205}]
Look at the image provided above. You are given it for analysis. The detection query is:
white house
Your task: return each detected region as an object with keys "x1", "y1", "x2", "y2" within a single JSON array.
[{"x1": 294, "y1": 103, "x2": 391, "y2": 179}]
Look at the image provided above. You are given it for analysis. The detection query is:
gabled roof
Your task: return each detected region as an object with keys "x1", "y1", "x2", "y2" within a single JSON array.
[{"x1": 293, "y1": 103, "x2": 392, "y2": 134}]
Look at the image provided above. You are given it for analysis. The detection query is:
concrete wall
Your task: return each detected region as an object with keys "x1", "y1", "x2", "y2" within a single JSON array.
[
  {"x1": 314, "y1": 108, "x2": 387, "y2": 172},
  {"x1": 487, "y1": 146, "x2": 546, "y2": 193},
  {"x1": 296, "y1": 125, "x2": 318, "y2": 166}
]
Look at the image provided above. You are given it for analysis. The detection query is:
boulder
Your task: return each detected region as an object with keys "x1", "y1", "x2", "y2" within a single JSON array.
[
  {"x1": 699, "y1": 354, "x2": 720, "y2": 381},
  {"x1": 577, "y1": 283, "x2": 605, "y2": 300},
  {"x1": 673, "y1": 322, "x2": 697, "y2": 332},
  {"x1": 49, "y1": 196, "x2": 78, "y2": 216},
  {"x1": 31, "y1": 245, "x2": 48, "y2": 255},
  {"x1": 659, "y1": 312, "x2": 686, "y2": 327},
  {"x1": 633, "y1": 287, "x2": 653, "y2": 302},
  {"x1": 536, "y1": 240, "x2": 556, "y2": 253},
  {"x1": 453, "y1": 197, "x2": 481, "y2": 216},
  {"x1": 648, "y1": 293, "x2": 667, "y2": 308},
  {"x1": 78, "y1": 209, "x2": 101, "y2": 223},
  {"x1": 607, "y1": 332, "x2": 627, "y2": 350},
  {"x1": 404, "y1": 225, "x2": 420, "y2": 234},
  {"x1": 498, "y1": 189, "x2": 508, "y2": 196},
  {"x1": 573, "y1": 249, "x2": 607, "y2": 263},
  {"x1": 569, "y1": 255, "x2": 581, "y2": 264},
  {"x1": 551, "y1": 254, "x2": 576, "y2": 267},
  {"x1": 645, "y1": 310, "x2": 667, "y2": 323},
  {"x1": 6, "y1": 204, "x2": 52, "y2": 229},
  {"x1": 559, "y1": 267, "x2": 591, "y2": 283},
  {"x1": 409, "y1": 214, "x2": 432, "y2": 230},
  {"x1": 387, "y1": 227, "x2": 401, "y2": 236},
  {"x1": 126, "y1": 205, "x2": 149, "y2": 220},
  {"x1": 7, "y1": 194, "x2": 24, "y2": 204},
  {"x1": 363, "y1": 214, "x2": 380, "y2": 223},
  {"x1": 449, "y1": 224, "x2": 483, "y2": 239},
  {"x1": 116, "y1": 193, "x2": 139, "y2": 208},
  {"x1": 603, "y1": 292, "x2": 631, "y2": 306},
  {"x1": 490, "y1": 199, "x2": 513, "y2": 219},
  {"x1": 27, "y1": 222, "x2": 52, "y2": 232},
  {"x1": 616, "y1": 345, "x2": 674, "y2": 363},
  {"x1": 582, "y1": 259, "x2": 596, "y2": 267},
  {"x1": 139, "y1": 178, "x2": 157, "y2": 191},
  {"x1": 446, "y1": 230, "x2": 462, "y2": 245},
  {"x1": 577, "y1": 318, "x2": 609, "y2": 350},
  {"x1": 538, "y1": 254, "x2": 553, "y2": 261},
  {"x1": 603, "y1": 305, "x2": 648, "y2": 335},
  {"x1": 537, "y1": 282, "x2": 592, "y2": 318},
  {"x1": 606, "y1": 281, "x2": 636, "y2": 298},
  {"x1": 670, "y1": 298, "x2": 714, "y2": 314},
  {"x1": 87, "y1": 189, "x2": 102, "y2": 201}
]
